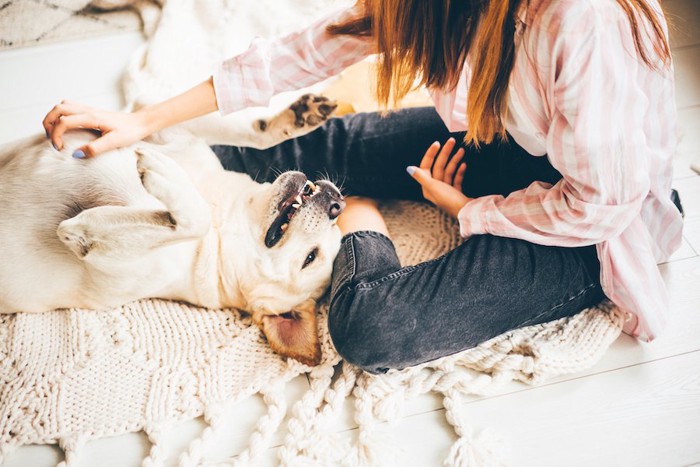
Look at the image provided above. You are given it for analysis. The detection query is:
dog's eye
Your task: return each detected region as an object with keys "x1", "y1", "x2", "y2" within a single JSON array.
[{"x1": 302, "y1": 247, "x2": 319, "y2": 269}]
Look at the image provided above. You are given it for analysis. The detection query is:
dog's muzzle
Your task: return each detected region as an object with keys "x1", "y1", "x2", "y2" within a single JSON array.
[{"x1": 264, "y1": 173, "x2": 345, "y2": 248}]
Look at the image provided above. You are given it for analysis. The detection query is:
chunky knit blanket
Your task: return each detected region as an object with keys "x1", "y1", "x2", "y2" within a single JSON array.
[{"x1": 0, "y1": 1, "x2": 626, "y2": 465}]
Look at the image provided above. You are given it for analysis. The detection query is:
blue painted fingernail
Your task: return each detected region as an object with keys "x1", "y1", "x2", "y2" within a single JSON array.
[
  {"x1": 72, "y1": 150, "x2": 85, "y2": 159},
  {"x1": 406, "y1": 166, "x2": 416, "y2": 175},
  {"x1": 51, "y1": 142, "x2": 58, "y2": 151}
]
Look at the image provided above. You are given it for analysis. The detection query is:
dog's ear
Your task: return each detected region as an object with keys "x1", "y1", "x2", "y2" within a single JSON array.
[{"x1": 258, "y1": 302, "x2": 321, "y2": 367}]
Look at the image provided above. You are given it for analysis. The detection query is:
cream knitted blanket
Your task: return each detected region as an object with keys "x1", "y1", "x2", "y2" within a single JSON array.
[{"x1": 0, "y1": 2, "x2": 625, "y2": 465}]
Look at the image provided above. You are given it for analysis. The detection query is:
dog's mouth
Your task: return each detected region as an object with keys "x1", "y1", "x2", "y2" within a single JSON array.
[{"x1": 265, "y1": 179, "x2": 342, "y2": 248}]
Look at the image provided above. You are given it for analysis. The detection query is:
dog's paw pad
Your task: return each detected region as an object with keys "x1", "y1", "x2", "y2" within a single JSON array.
[
  {"x1": 290, "y1": 94, "x2": 337, "y2": 128},
  {"x1": 257, "y1": 94, "x2": 337, "y2": 135},
  {"x1": 256, "y1": 119, "x2": 268, "y2": 132}
]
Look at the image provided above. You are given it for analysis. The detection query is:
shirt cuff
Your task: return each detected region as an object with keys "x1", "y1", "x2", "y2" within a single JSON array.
[
  {"x1": 457, "y1": 196, "x2": 500, "y2": 238},
  {"x1": 212, "y1": 38, "x2": 274, "y2": 115}
]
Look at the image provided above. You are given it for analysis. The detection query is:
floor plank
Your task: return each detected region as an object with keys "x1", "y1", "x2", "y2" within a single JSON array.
[
  {"x1": 674, "y1": 177, "x2": 700, "y2": 252},
  {"x1": 339, "y1": 350, "x2": 700, "y2": 467},
  {"x1": 674, "y1": 106, "x2": 700, "y2": 180}
]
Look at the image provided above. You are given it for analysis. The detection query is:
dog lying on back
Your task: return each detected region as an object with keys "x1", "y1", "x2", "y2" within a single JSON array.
[{"x1": 0, "y1": 94, "x2": 343, "y2": 366}]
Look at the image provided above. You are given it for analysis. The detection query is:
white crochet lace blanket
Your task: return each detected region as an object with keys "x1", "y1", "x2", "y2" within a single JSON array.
[{"x1": 0, "y1": 2, "x2": 625, "y2": 465}]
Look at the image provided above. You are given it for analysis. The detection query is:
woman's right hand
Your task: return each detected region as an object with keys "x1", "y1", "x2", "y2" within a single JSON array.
[
  {"x1": 43, "y1": 79, "x2": 219, "y2": 158},
  {"x1": 43, "y1": 100, "x2": 153, "y2": 158}
]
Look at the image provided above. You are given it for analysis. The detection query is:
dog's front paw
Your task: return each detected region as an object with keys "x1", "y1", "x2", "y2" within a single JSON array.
[
  {"x1": 135, "y1": 147, "x2": 189, "y2": 206},
  {"x1": 136, "y1": 148, "x2": 167, "y2": 194},
  {"x1": 256, "y1": 94, "x2": 338, "y2": 137},
  {"x1": 58, "y1": 219, "x2": 94, "y2": 258},
  {"x1": 135, "y1": 147, "x2": 211, "y2": 235}
]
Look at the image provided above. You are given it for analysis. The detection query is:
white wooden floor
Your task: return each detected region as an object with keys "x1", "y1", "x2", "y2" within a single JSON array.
[{"x1": 1, "y1": 1, "x2": 699, "y2": 466}]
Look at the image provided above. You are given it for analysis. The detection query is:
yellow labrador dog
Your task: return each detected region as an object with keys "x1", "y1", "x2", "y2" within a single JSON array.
[{"x1": 0, "y1": 95, "x2": 343, "y2": 366}]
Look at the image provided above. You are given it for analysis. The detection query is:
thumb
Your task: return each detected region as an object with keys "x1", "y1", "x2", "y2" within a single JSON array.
[
  {"x1": 406, "y1": 165, "x2": 432, "y2": 184},
  {"x1": 71, "y1": 145, "x2": 91, "y2": 159},
  {"x1": 72, "y1": 132, "x2": 121, "y2": 159}
]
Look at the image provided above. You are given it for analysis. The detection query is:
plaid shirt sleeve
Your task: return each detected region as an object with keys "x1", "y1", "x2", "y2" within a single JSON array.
[{"x1": 212, "y1": 5, "x2": 374, "y2": 114}]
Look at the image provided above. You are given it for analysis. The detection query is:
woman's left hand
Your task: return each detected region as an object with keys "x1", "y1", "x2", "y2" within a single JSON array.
[{"x1": 407, "y1": 138, "x2": 471, "y2": 218}]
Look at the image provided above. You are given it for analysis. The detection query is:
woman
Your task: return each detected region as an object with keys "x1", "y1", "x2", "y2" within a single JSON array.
[{"x1": 43, "y1": 0, "x2": 682, "y2": 373}]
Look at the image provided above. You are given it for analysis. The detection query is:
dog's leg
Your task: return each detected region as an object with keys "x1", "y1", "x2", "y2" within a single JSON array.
[
  {"x1": 178, "y1": 93, "x2": 338, "y2": 149},
  {"x1": 133, "y1": 146, "x2": 211, "y2": 232},
  {"x1": 57, "y1": 147, "x2": 211, "y2": 261}
]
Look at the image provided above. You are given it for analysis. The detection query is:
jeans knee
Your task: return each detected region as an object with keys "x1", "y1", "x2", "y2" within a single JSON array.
[{"x1": 328, "y1": 289, "x2": 388, "y2": 374}]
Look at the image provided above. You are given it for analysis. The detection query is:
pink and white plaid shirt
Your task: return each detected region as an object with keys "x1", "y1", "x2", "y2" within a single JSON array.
[{"x1": 213, "y1": 0, "x2": 683, "y2": 341}]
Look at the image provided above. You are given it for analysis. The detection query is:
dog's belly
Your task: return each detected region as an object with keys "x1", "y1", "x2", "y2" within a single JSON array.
[
  {"x1": 0, "y1": 240, "x2": 197, "y2": 313},
  {"x1": 0, "y1": 134, "x2": 173, "y2": 313}
]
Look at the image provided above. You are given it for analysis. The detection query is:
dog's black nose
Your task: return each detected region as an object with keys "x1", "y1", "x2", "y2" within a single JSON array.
[
  {"x1": 314, "y1": 180, "x2": 345, "y2": 219},
  {"x1": 329, "y1": 199, "x2": 345, "y2": 220}
]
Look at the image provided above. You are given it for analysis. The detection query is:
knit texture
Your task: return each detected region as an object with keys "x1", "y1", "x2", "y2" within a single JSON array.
[{"x1": 0, "y1": 201, "x2": 624, "y2": 466}]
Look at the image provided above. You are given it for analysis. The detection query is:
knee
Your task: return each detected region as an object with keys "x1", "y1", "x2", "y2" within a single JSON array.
[{"x1": 327, "y1": 288, "x2": 391, "y2": 374}]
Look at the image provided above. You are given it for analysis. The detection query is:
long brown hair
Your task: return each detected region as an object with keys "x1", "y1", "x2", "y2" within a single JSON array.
[{"x1": 328, "y1": 0, "x2": 672, "y2": 147}]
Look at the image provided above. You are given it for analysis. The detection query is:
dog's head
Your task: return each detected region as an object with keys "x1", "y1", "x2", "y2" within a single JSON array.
[{"x1": 224, "y1": 171, "x2": 345, "y2": 366}]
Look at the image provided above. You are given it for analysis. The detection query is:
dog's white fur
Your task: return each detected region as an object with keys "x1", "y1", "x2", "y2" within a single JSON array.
[{"x1": 0, "y1": 96, "x2": 342, "y2": 365}]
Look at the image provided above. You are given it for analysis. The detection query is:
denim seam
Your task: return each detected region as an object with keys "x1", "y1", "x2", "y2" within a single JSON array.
[
  {"x1": 355, "y1": 248, "x2": 453, "y2": 290},
  {"x1": 341, "y1": 230, "x2": 393, "y2": 243},
  {"x1": 338, "y1": 234, "x2": 356, "y2": 290},
  {"x1": 356, "y1": 265, "x2": 419, "y2": 289},
  {"x1": 348, "y1": 234, "x2": 357, "y2": 280},
  {"x1": 329, "y1": 236, "x2": 356, "y2": 309},
  {"x1": 515, "y1": 282, "x2": 599, "y2": 329}
]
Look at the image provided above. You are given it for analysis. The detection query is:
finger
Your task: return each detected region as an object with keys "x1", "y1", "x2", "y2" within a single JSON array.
[
  {"x1": 43, "y1": 104, "x2": 66, "y2": 137},
  {"x1": 407, "y1": 166, "x2": 434, "y2": 187},
  {"x1": 43, "y1": 101, "x2": 91, "y2": 133},
  {"x1": 407, "y1": 166, "x2": 438, "y2": 203},
  {"x1": 419, "y1": 141, "x2": 441, "y2": 170},
  {"x1": 50, "y1": 114, "x2": 101, "y2": 151},
  {"x1": 453, "y1": 162, "x2": 467, "y2": 190},
  {"x1": 444, "y1": 147, "x2": 465, "y2": 184},
  {"x1": 432, "y1": 137, "x2": 456, "y2": 181},
  {"x1": 78, "y1": 131, "x2": 123, "y2": 158},
  {"x1": 44, "y1": 102, "x2": 93, "y2": 147}
]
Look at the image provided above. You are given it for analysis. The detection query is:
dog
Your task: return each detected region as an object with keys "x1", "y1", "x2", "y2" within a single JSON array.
[{"x1": 0, "y1": 94, "x2": 343, "y2": 366}]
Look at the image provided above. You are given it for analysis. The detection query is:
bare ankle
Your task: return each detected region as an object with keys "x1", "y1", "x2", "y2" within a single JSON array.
[{"x1": 337, "y1": 197, "x2": 390, "y2": 237}]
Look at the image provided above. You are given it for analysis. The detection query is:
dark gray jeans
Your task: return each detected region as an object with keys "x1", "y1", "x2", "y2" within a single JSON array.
[{"x1": 212, "y1": 107, "x2": 605, "y2": 374}]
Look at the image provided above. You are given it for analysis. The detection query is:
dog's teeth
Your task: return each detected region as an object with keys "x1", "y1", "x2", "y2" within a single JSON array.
[
  {"x1": 292, "y1": 203, "x2": 301, "y2": 209},
  {"x1": 295, "y1": 195, "x2": 303, "y2": 204}
]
